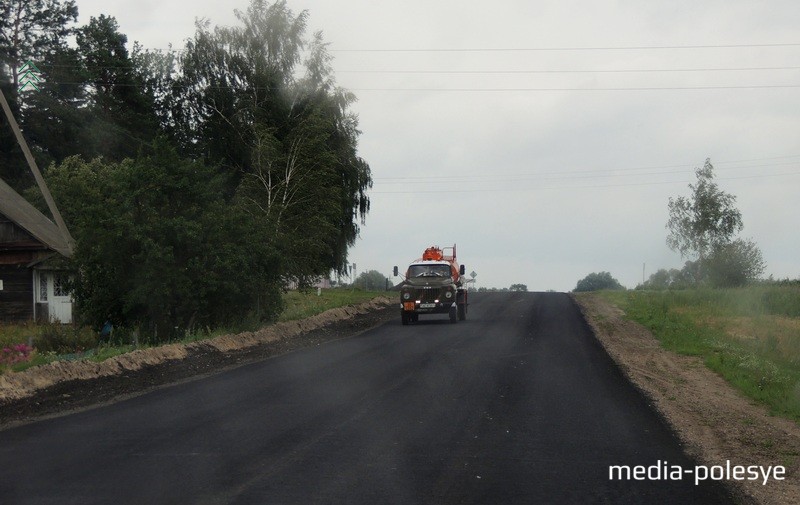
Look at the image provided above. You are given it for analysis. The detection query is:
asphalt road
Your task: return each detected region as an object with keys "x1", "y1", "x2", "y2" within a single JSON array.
[{"x1": 0, "y1": 292, "x2": 733, "y2": 504}]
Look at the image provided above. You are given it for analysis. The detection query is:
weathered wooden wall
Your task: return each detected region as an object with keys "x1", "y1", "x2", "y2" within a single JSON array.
[{"x1": 0, "y1": 264, "x2": 34, "y2": 321}]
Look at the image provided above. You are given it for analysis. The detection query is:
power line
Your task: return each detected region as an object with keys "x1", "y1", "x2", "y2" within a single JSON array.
[
  {"x1": 349, "y1": 85, "x2": 800, "y2": 91},
  {"x1": 374, "y1": 159, "x2": 800, "y2": 182},
  {"x1": 131, "y1": 42, "x2": 800, "y2": 56},
  {"x1": 370, "y1": 170, "x2": 800, "y2": 194},
  {"x1": 330, "y1": 43, "x2": 800, "y2": 52},
  {"x1": 337, "y1": 66, "x2": 800, "y2": 74},
  {"x1": 39, "y1": 64, "x2": 800, "y2": 74},
  {"x1": 374, "y1": 165, "x2": 800, "y2": 189},
  {"x1": 36, "y1": 81, "x2": 800, "y2": 92}
]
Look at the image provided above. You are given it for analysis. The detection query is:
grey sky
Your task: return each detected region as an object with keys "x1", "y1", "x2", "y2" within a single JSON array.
[{"x1": 76, "y1": 0, "x2": 800, "y2": 291}]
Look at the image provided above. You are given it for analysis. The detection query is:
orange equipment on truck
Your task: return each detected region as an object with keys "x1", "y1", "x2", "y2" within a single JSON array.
[{"x1": 393, "y1": 245, "x2": 468, "y2": 325}]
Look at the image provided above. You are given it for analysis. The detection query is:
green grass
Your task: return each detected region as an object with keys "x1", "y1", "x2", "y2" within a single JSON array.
[
  {"x1": 597, "y1": 286, "x2": 800, "y2": 422},
  {"x1": 278, "y1": 289, "x2": 388, "y2": 322},
  {"x1": 1, "y1": 288, "x2": 389, "y2": 373}
]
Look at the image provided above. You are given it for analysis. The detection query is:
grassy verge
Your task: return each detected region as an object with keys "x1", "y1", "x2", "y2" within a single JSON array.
[
  {"x1": 278, "y1": 289, "x2": 387, "y2": 322},
  {"x1": 1, "y1": 289, "x2": 390, "y2": 373},
  {"x1": 597, "y1": 286, "x2": 800, "y2": 422}
]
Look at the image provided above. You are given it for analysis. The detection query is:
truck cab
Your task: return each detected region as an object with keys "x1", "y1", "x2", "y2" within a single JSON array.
[{"x1": 395, "y1": 245, "x2": 468, "y2": 325}]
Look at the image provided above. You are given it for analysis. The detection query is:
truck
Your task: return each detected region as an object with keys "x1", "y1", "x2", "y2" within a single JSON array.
[{"x1": 393, "y1": 245, "x2": 468, "y2": 325}]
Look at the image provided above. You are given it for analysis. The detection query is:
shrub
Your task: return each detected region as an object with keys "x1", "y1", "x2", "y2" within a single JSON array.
[
  {"x1": 574, "y1": 272, "x2": 625, "y2": 292},
  {"x1": 34, "y1": 323, "x2": 98, "y2": 354}
]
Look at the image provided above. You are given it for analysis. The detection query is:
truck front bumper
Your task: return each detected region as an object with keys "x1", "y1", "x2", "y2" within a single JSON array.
[{"x1": 401, "y1": 300, "x2": 456, "y2": 314}]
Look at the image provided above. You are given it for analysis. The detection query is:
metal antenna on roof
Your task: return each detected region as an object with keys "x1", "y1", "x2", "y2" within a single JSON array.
[{"x1": 0, "y1": 88, "x2": 75, "y2": 255}]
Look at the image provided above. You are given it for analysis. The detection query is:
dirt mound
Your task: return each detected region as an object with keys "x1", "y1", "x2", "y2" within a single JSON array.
[
  {"x1": 573, "y1": 293, "x2": 800, "y2": 505},
  {"x1": 0, "y1": 297, "x2": 394, "y2": 404},
  {"x1": 201, "y1": 297, "x2": 392, "y2": 353}
]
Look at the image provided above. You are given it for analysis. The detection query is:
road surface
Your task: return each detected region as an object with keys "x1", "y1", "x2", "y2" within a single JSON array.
[{"x1": 0, "y1": 292, "x2": 733, "y2": 504}]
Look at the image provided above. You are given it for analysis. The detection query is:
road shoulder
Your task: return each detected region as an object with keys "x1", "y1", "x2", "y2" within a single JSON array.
[
  {"x1": 573, "y1": 292, "x2": 800, "y2": 505},
  {"x1": 0, "y1": 298, "x2": 396, "y2": 429}
]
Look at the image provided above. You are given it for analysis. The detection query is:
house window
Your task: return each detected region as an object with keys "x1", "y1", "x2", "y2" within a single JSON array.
[
  {"x1": 53, "y1": 274, "x2": 68, "y2": 297},
  {"x1": 39, "y1": 274, "x2": 48, "y2": 301}
]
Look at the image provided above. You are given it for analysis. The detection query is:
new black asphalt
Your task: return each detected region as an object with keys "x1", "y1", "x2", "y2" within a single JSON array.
[{"x1": 0, "y1": 292, "x2": 734, "y2": 504}]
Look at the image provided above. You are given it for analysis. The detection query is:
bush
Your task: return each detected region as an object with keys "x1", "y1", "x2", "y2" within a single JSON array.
[
  {"x1": 574, "y1": 272, "x2": 625, "y2": 292},
  {"x1": 704, "y1": 238, "x2": 766, "y2": 287},
  {"x1": 34, "y1": 323, "x2": 98, "y2": 354}
]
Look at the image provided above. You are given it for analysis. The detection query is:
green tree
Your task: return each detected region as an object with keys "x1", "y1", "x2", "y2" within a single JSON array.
[
  {"x1": 21, "y1": 43, "x2": 89, "y2": 167},
  {"x1": 178, "y1": 0, "x2": 371, "y2": 280},
  {"x1": 353, "y1": 270, "x2": 389, "y2": 291},
  {"x1": 0, "y1": 0, "x2": 78, "y2": 91},
  {"x1": 46, "y1": 142, "x2": 284, "y2": 339},
  {"x1": 131, "y1": 44, "x2": 179, "y2": 140},
  {"x1": 0, "y1": 0, "x2": 78, "y2": 185},
  {"x1": 175, "y1": 0, "x2": 308, "y2": 179},
  {"x1": 76, "y1": 15, "x2": 158, "y2": 160},
  {"x1": 667, "y1": 159, "x2": 742, "y2": 260},
  {"x1": 666, "y1": 159, "x2": 765, "y2": 287},
  {"x1": 704, "y1": 238, "x2": 766, "y2": 287},
  {"x1": 509, "y1": 283, "x2": 528, "y2": 292},
  {"x1": 574, "y1": 272, "x2": 624, "y2": 292}
]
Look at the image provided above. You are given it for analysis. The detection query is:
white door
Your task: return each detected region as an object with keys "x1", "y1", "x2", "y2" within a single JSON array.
[
  {"x1": 50, "y1": 273, "x2": 73, "y2": 324},
  {"x1": 35, "y1": 272, "x2": 73, "y2": 323}
]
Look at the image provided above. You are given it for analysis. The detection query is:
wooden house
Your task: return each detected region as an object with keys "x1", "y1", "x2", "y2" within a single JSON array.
[{"x1": 0, "y1": 178, "x2": 73, "y2": 323}]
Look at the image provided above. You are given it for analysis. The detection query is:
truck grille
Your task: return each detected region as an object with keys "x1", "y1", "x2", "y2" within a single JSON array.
[{"x1": 419, "y1": 287, "x2": 440, "y2": 303}]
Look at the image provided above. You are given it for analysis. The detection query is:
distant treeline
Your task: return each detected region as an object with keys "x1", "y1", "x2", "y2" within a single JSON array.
[{"x1": 1, "y1": 1, "x2": 372, "y2": 338}]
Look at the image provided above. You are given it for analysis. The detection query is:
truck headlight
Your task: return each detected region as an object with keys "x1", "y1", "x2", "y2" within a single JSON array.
[
  {"x1": 445, "y1": 291, "x2": 453, "y2": 299},
  {"x1": 403, "y1": 292, "x2": 411, "y2": 300}
]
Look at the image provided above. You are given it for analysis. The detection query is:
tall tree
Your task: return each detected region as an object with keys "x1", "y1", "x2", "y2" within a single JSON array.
[
  {"x1": 666, "y1": 159, "x2": 765, "y2": 287},
  {"x1": 0, "y1": 0, "x2": 78, "y2": 91},
  {"x1": 666, "y1": 159, "x2": 742, "y2": 260},
  {"x1": 21, "y1": 44, "x2": 89, "y2": 167},
  {"x1": 0, "y1": 0, "x2": 78, "y2": 185},
  {"x1": 76, "y1": 15, "x2": 157, "y2": 160},
  {"x1": 178, "y1": 0, "x2": 371, "y2": 280},
  {"x1": 131, "y1": 43, "x2": 179, "y2": 142}
]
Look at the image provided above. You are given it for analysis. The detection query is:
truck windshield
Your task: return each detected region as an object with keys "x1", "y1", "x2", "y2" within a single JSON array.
[{"x1": 408, "y1": 264, "x2": 451, "y2": 278}]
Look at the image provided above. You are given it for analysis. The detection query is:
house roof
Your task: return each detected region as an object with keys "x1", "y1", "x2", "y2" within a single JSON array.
[{"x1": 0, "y1": 177, "x2": 72, "y2": 258}]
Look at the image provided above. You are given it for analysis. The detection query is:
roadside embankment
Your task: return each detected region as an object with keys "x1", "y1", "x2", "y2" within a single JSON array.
[
  {"x1": 0, "y1": 296, "x2": 394, "y2": 404},
  {"x1": 574, "y1": 292, "x2": 800, "y2": 505}
]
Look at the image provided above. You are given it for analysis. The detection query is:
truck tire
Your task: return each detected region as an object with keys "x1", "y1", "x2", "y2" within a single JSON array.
[
  {"x1": 458, "y1": 303, "x2": 467, "y2": 321},
  {"x1": 401, "y1": 311, "x2": 410, "y2": 325},
  {"x1": 449, "y1": 306, "x2": 458, "y2": 323}
]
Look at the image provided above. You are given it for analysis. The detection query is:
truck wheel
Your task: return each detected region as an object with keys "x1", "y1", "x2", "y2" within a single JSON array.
[
  {"x1": 401, "y1": 312, "x2": 410, "y2": 325},
  {"x1": 458, "y1": 303, "x2": 466, "y2": 321},
  {"x1": 449, "y1": 306, "x2": 458, "y2": 323}
]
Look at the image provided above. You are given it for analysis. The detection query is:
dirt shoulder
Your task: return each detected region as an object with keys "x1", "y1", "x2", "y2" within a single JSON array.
[
  {"x1": 0, "y1": 297, "x2": 396, "y2": 429},
  {"x1": 573, "y1": 293, "x2": 800, "y2": 505}
]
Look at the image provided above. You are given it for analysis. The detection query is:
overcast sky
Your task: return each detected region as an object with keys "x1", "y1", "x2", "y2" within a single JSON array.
[{"x1": 75, "y1": 0, "x2": 800, "y2": 291}]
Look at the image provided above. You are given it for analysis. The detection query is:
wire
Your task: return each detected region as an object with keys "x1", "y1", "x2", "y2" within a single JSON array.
[
  {"x1": 33, "y1": 80, "x2": 800, "y2": 92},
  {"x1": 133, "y1": 42, "x2": 800, "y2": 56},
  {"x1": 374, "y1": 159, "x2": 800, "y2": 182},
  {"x1": 337, "y1": 66, "x2": 800, "y2": 74},
  {"x1": 329, "y1": 43, "x2": 800, "y2": 52},
  {"x1": 348, "y1": 85, "x2": 800, "y2": 91},
  {"x1": 38, "y1": 64, "x2": 800, "y2": 74},
  {"x1": 369, "y1": 171, "x2": 800, "y2": 194}
]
